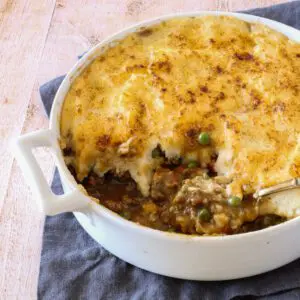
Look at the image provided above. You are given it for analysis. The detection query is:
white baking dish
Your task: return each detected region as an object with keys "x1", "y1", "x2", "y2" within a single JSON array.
[{"x1": 14, "y1": 11, "x2": 300, "y2": 280}]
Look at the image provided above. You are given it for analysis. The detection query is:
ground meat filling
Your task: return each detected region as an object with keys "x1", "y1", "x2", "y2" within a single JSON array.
[
  {"x1": 171, "y1": 175, "x2": 258, "y2": 234},
  {"x1": 150, "y1": 166, "x2": 204, "y2": 201},
  {"x1": 71, "y1": 164, "x2": 286, "y2": 235}
]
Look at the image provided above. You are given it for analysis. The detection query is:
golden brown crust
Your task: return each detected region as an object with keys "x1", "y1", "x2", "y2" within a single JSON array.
[{"x1": 60, "y1": 16, "x2": 300, "y2": 196}]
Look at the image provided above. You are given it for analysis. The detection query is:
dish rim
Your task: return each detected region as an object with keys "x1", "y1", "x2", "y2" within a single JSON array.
[{"x1": 49, "y1": 10, "x2": 300, "y2": 242}]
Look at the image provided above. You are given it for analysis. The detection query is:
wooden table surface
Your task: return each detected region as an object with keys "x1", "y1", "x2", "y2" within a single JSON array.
[{"x1": 0, "y1": 0, "x2": 291, "y2": 298}]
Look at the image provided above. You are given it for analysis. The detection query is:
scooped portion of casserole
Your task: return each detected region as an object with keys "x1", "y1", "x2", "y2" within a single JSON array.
[{"x1": 60, "y1": 16, "x2": 300, "y2": 235}]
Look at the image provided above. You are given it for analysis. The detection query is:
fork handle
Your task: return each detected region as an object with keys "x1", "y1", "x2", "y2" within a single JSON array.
[{"x1": 254, "y1": 178, "x2": 300, "y2": 199}]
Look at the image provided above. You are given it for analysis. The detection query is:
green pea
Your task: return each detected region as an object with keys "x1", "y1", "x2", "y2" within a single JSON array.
[
  {"x1": 187, "y1": 161, "x2": 198, "y2": 168},
  {"x1": 228, "y1": 196, "x2": 242, "y2": 207},
  {"x1": 198, "y1": 208, "x2": 211, "y2": 222},
  {"x1": 121, "y1": 211, "x2": 131, "y2": 219},
  {"x1": 198, "y1": 132, "x2": 210, "y2": 145},
  {"x1": 152, "y1": 147, "x2": 162, "y2": 158}
]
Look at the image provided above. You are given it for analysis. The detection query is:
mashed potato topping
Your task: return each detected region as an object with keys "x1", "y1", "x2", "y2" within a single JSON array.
[{"x1": 60, "y1": 16, "x2": 300, "y2": 198}]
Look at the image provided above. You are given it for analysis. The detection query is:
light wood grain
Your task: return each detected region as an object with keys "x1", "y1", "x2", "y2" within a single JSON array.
[
  {"x1": 0, "y1": 0, "x2": 291, "y2": 299},
  {"x1": 0, "y1": 1, "x2": 56, "y2": 299}
]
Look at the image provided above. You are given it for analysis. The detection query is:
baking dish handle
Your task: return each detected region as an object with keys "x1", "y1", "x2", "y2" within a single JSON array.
[{"x1": 13, "y1": 129, "x2": 89, "y2": 216}]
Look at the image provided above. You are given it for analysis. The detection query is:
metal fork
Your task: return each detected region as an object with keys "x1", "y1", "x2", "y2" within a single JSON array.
[{"x1": 253, "y1": 178, "x2": 300, "y2": 199}]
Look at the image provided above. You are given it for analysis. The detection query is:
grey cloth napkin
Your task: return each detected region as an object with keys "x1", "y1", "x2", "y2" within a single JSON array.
[{"x1": 38, "y1": 2, "x2": 300, "y2": 299}]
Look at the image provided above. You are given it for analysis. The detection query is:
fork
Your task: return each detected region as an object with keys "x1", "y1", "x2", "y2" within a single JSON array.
[{"x1": 253, "y1": 178, "x2": 300, "y2": 199}]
